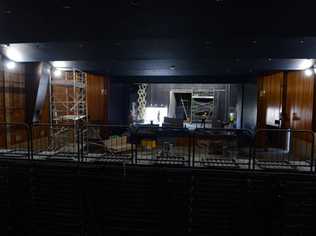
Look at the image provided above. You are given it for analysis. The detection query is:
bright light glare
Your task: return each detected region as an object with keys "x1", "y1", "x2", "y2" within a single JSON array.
[
  {"x1": 6, "y1": 61, "x2": 16, "y2": 70},
  {"x1": 53, "y1": 69, "x2": 62, "y2": 77},
  {"x1": 3, "y1": 47, "x2": 22, "y2": 62},
  {"x1": 304, "y1": 69, "x2": 313, "y2": 77},
  {"x1": 52, "y1": 61, "x2": 67, "y2": 68},
  {"x1": 299, "y1": 59, "x2": 314, "y2": 70},
  {"x1": 144, "y1": 107, "x2": 168, "y2": 126}
]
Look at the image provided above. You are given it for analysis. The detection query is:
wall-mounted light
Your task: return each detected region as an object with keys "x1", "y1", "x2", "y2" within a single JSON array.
[
  {"x1": 53, "y1": 69, "x2": 62, "y2": 78},
  {"x1": 2, "y1": 46, "x2": 22, "y2": 62},
  {"x1": 5, "y1": 61, "x2": 16, "y2": 70},
  {"x1": 304, "y1": 68, "x2": 313, "y2": 77},
  {"x1": 51, "y1": 61, "x2": 67, "y2": 68},
  {"x1": 299, "y1": 59, "x2": 314, "y2": 70}
]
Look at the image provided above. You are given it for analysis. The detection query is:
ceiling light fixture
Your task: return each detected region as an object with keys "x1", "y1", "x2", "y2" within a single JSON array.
[
  {"x1": 304, "y1": 68, "x2": 313, "y2": 77},
  {"x1": 130, "y1": 0, "x2": 141, "y2": 7},
  {"x1": 52, "y1": 61, "x2": 67, "y2": 68},
  {"x1": 53, "y1": 69, "x2": 62, "y2": 78},
  {"x1": 3, "y1": 9, "x2": 12, "y2": 15},
  {"x1": 169, "y1": 65, "x2": 176, "y2": 70},
  {"x1": 299, "y1": 59, "x2": 314, "y2": 70},
  {"x1": 3, "y1": 46, "x2": 22, "y2": 62},
  {"x1": 5, "y1": 61, "x2": 16, "y2": 70}
]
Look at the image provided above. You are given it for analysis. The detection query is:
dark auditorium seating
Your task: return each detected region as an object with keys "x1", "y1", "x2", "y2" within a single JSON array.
[{"x1": 0, "y1": 159, "x2": 315, "y2": 235}]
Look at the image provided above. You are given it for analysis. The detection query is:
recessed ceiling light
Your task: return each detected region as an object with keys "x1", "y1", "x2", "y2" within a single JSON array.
[
  {"x1": 114, "y1": 41, "x2": 121, "y2": 47},
  {"x1": 204, "y1": 41, "x2": 212, "y2": 49},
  {"x1": 3, "y1": 10, "x2": 12, "y2": 15},
  {"x1": 169, "y1": 65, "x2": 176, "y2": 70},
  {"x1": 130, "y1": 0, "x2": 141, "y2": 7}
]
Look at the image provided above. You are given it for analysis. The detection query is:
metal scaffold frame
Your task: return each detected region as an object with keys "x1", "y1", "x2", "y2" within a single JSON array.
[
  {"x1": 191, "y1": 88, "x2": 215, "y2": 123},
  {"x1": 49, "y1": 68, "x2": 88, "y2": 154}
]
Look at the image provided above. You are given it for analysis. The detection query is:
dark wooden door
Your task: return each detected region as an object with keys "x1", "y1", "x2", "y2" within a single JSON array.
[{"x1": 87, "y1": 74, "x2": 108, "y2": 123}]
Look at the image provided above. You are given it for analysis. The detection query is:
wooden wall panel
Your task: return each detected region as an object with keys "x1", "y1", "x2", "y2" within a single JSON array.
[
  {"x1": 0, "y1": 62, "x2": 50, "y2": 148},
  {"x1": 256, "y1": 77, "x2": 265, "y2": 129},
  {"x1": 3, "y1": 65, "x2": 27, "y2": 146},
  {"x1": 257, "y1": 71, "x2": 315, "y2": 160},
  {"x1": 285, "y1": 71, "x2": 314, "y2": 158},
  {"x1": 285, "y1": 71, "x2": 314, "y2": 130},
  {"x1": 257, "y1": 72, "x2": 284, "y2": 128},
  {"x1": 87, "y1": 74, "x2": 108, "y2": 123},
  {"x1": 0, "y1": 62, "x2": 5, "y2": 147}
]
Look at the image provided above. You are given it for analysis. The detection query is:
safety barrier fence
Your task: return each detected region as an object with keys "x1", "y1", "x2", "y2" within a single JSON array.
[{"x1": 0, "y1": 122, "x2": 315, "y2": 172}]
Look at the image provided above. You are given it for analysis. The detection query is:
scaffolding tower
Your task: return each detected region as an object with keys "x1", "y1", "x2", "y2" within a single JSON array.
[
  {"x1": 191, "y1": 88, "x2": 215, "y2": 123},
  {"x1": 49, "y1": 68, "x2": 88, "y2": 154}
]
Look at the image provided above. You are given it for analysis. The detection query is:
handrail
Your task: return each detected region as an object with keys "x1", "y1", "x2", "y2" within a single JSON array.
[
  {"x1": 254, "y1": 129, "x2": 315, "y2": 172},
  {"x1": 0, "y1": 122, "x2": 31, "y2": 159},
  {"x1": 0, "y1": 122, "x2": 314, "y2": 172}
]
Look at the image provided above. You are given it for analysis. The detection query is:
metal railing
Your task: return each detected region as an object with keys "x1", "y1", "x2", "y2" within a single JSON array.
[
  {"x1": 193, "y1": 128, "x2": 253, "y2": 169},
  {"x1": 82, "y1": 124, "x2": 134, "y2": 164},
  {"x1": 31, "y1": 123, "x2": 81, "y2": 161},
  {"x1": 135, "y1": 127, "x2": 191, "y2": 166},
  {"x1": 0, "y1": 122, "x2": 30, "y2": 159},
  {"x1": 253, "y1": 129, "x2": 314, "y2": 172},
  {"x1": 0, "y1": 122, "x2": 315, "y2": 172}
]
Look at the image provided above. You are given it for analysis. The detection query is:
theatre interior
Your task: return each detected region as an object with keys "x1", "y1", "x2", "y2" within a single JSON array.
[{"x1": 1, "y1": 1, "x2": 316, "y2": 236}]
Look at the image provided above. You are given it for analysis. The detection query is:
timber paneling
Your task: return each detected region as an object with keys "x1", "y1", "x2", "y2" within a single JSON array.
[
  {"x1": 87, "y1": 74, "x2": 108, "y2": 123},
  {"x1": 285, "y1": 71, "x2": 314, "y2": 159},
  {"x1": 0, "y1": 61, "x2": 5, "y2": 147},
  {"x1": 285, "y1": 71, "x2": 314, "y2": 130},
  {"x1": 257, "y1": 72, "x2": 284, "y2": 128},
  {"x1": 257, "y1": 71, "x2": 315, "y2": 160},
  {"x1": 3, "y1": 64, "x2": 27, "y2": 147}
]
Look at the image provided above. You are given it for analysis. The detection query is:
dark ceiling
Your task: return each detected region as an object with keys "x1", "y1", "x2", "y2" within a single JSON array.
[{"x1": 1, "y1": 0, "x2": 316, "y2": 81}]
